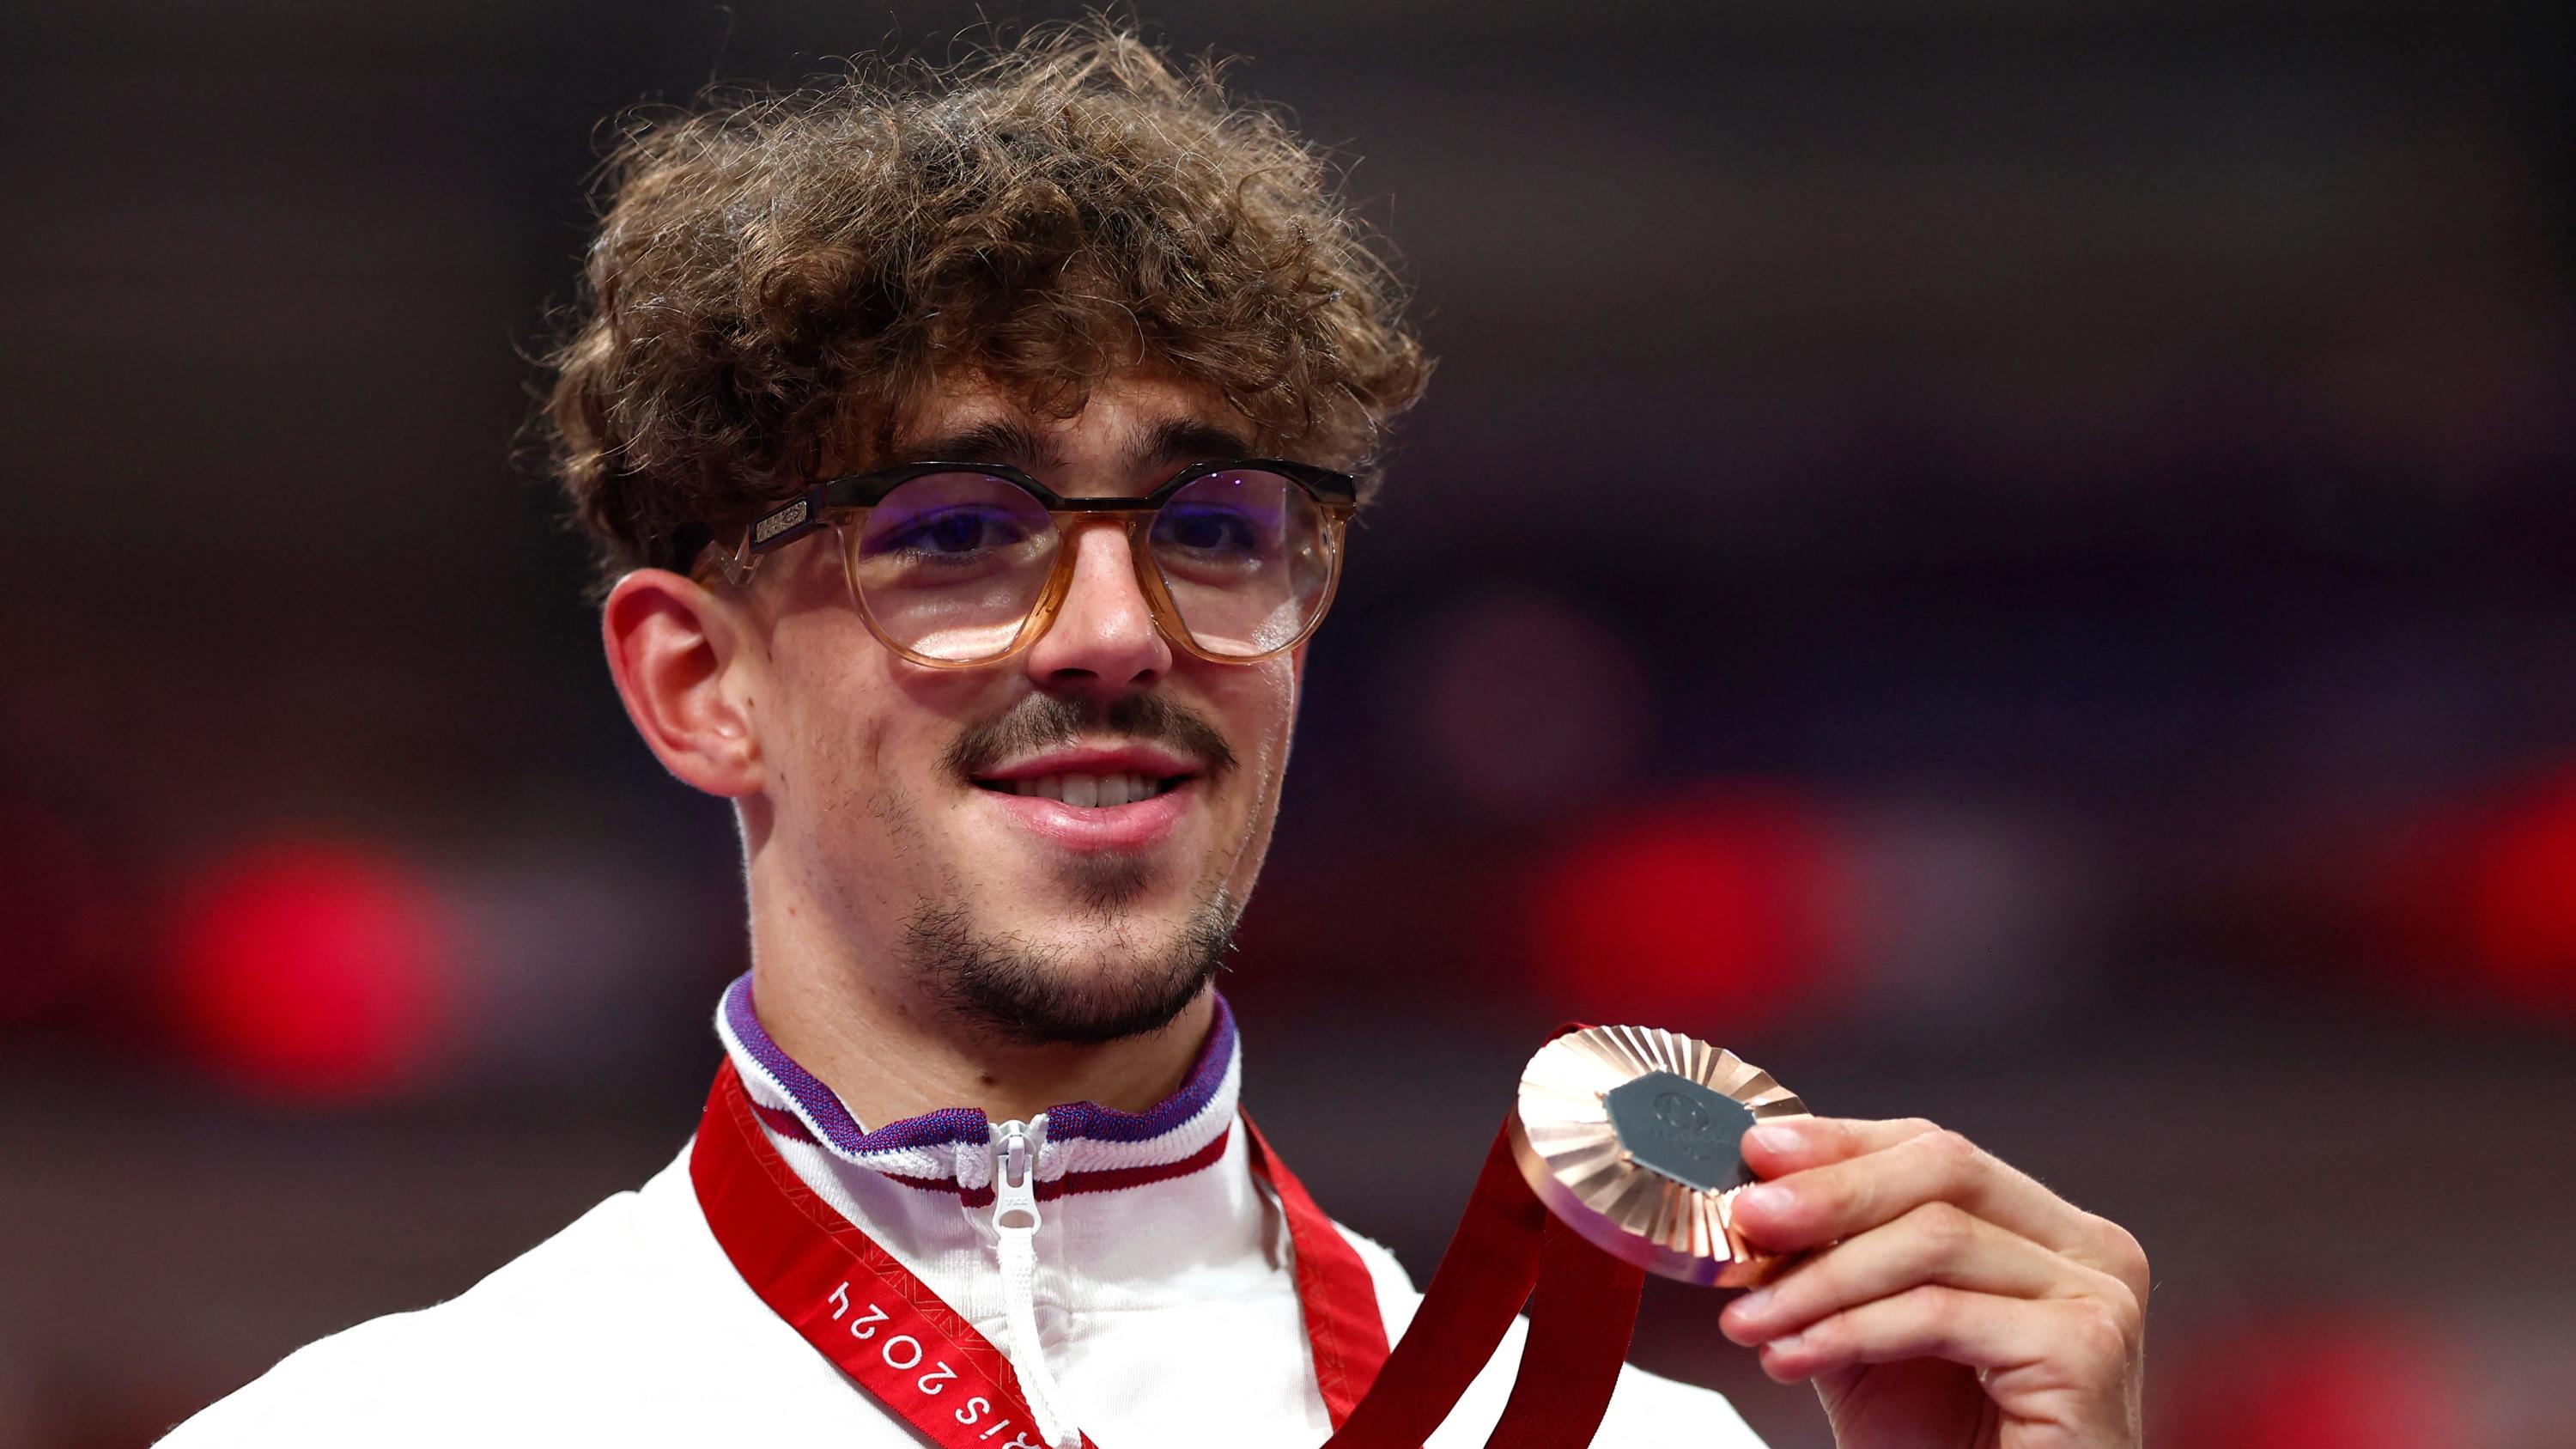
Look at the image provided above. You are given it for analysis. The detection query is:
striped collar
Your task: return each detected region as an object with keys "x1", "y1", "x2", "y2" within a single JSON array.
[{"x1": 713, "y1": 971, "x2": 1241, "y2": 1202}]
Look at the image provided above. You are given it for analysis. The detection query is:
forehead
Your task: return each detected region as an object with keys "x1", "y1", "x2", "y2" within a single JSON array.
[{"x1": 892, "y1": 371, "x2": 1262, "y2": 483}]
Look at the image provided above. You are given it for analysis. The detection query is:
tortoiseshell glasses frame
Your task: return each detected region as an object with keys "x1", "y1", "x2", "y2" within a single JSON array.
[{"x1": 692, "y1": 458, "x2": 1358, "y2": 669}]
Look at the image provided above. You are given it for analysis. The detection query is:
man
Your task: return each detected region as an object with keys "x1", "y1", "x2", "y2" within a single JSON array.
[{"x1": 165, "y1": 29, "x2": 2148, "y2": 1449}]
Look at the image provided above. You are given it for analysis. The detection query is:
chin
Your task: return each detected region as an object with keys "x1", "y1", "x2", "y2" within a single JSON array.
[{"x1": 908, "y1": 883, "x2": 1236, "y2": 1046}]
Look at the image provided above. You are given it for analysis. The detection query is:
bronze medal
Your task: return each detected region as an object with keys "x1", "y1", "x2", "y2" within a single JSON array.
[{"x1": 1508, "y1": 1025, "x2": 1810, "y2": 1288}]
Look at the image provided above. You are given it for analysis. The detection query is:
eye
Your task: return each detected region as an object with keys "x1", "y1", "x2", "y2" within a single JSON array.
[
  {"x1": 1153, "y1": 502, "x2": 1267, "y2": 557},
  {"x1": 871, "y1": 504, "x2": 1034, "y2": 558}
]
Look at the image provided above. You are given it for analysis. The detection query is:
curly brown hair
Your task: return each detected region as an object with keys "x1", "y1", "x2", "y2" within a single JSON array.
[{"x1": 542, "y1": 26, "x2": 1431, "y2": 588}]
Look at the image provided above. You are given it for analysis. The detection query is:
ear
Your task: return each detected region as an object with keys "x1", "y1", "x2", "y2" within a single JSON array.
[{"x1": 600, "y1": 569, "x2": 764, "y2": 798}]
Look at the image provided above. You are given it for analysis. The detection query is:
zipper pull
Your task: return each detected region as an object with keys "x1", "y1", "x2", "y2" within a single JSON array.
[
  {"x1": 994, "y1": 1119, "x2": 1042, "y2": 1238},
  {"x1": 990, "y1": 1117, "x2": 1076, "y2": 1447}
]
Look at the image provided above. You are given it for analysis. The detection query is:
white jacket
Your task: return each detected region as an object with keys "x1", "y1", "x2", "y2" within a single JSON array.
[{"x1": 161, "y1": 981, "x2": 1770, "y2": 1448}]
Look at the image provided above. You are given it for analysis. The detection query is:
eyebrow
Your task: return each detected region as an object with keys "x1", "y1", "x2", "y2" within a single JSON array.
[
  {"x1": 1138, "y1": 417, "x2": 1257, "y2": 469},
  {"x1": 893, "y1": 415, "x2": 1259, "y2": 492},
  {"x1": 899, "y1": 418, "x2": 1057, "y2": 472}
]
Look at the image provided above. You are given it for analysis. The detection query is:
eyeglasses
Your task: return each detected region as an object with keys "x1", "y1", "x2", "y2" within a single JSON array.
[{"x1": 697, "y1": 458, "x2": 1358, "y2": 668}]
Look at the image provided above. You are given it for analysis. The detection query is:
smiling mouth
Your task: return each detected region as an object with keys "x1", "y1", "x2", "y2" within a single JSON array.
[{"x1": 971, "y1": 772, "x2": 1193, "y2": 807}]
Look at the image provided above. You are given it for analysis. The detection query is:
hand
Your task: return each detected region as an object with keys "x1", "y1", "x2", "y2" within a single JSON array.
[{"x1": 1716, "y1": 1117, "x2": 2148, "y2": 1449}]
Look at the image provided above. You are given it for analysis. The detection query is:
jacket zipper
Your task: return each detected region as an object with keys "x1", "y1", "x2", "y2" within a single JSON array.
[{"x1": 991, "y1": 1117, "x2": 1076, "y2": 1447}]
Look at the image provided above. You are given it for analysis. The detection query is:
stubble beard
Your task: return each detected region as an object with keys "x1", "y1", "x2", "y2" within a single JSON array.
[{"x1": 901, "y1": 863, "x2": 1242, "y2": 1047}]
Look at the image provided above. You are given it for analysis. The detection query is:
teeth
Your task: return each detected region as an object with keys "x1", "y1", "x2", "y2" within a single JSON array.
[{"x1": 1001, "y1": 773, "x2": 1164, "y2": 807}]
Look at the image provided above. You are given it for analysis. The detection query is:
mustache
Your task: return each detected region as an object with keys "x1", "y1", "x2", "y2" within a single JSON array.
[{"x1": 944, "y1": 692, "x2": 1239, "y2": 782}]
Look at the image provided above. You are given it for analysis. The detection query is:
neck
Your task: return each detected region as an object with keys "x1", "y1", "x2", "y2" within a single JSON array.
[
  {"x1": 754, "y1": 963, "x2": 1214, "y2": 1125},
  {"x1": 743, "y1": 867, "x2": 1214, "y2": 1127}
]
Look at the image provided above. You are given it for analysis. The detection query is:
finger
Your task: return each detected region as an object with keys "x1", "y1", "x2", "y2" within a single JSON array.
[
  {"x1": 1738, "y1": 1115, "x2": 1938, "y2": 1176},
  {"x1": 1757, "y1": 1284, "x2": 2139, "y2": 1403},
  {"x1": 1720, "y1": 1201, "x2": 2133, "y2": 1347},
  {"x1": 1731, "y1": 1124, "x2": 2102, "y2": 1261}
]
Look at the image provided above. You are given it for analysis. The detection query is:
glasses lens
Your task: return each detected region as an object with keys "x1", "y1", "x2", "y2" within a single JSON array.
[
  {"x1": 1147, "y1": 470, "x2": 1334, "y2": 658},
  {"x1": 848, "y1": 472, "x2": 1059, "y2": 663}
]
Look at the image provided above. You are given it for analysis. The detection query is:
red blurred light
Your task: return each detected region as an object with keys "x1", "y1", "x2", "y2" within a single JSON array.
[
  {"x1": 2466, "y1": 767, "x2": 2576, "y2": 1014},
  {"x1": 1528, "y1": 786, "x2": 1844, "y2": 1028},
  {"x1": 2164, "y1": 1317, "x2": 2469, "y2": 1449},
  {"x1": 163, "y1": 841, "x2": 459, "y2": 1101},
  {"x1": 2368, "y1": 764, "x2": 2576, "y2": 1020}
]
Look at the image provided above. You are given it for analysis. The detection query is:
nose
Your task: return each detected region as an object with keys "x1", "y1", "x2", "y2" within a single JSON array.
[{"x1": 1022, "y1": 521, "x2": 1173, "y2": 696}]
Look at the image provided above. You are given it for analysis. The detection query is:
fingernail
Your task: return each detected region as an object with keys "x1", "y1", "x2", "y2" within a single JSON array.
[
  {"x1": 1732, "y1": 1287, "x2": 1772, "y2": 1321},
  {"x1": 1770, "y1": 1330, "x2": 1805, "y2": 1354},
  {"x1": 1736, "y1": 1183, "x2": 1791, "y2": 1218},
  {"x1": 1746, "y1": 1123, "x2": 1803, "y2": 1154}
]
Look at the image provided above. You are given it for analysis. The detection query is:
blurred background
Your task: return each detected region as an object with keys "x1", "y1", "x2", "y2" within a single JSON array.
[{"x1": 5, "y1": 1, "x2": 2573, "y2": 1445}]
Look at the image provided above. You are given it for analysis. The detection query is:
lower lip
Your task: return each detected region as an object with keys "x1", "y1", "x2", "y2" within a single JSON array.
[{"x1": 974, "y1": 780, "x2": 1196, "y2": 852}]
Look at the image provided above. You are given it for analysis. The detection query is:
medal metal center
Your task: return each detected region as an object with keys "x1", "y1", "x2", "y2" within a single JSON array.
[{"x1": 1604, "y1": 1070, "x2": 1757, "y2": 1193}]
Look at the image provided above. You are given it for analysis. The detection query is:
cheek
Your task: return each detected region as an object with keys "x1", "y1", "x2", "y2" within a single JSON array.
[
  {"x1": 1212, "y1": 661, "x2": 1303, "y2": 814},
  {"x1": 1264, "y1": 664, "x2": 1303, "y2": 770},
  {"x1": 762, "y1": 613, "x2": 1009, "y2": 847},
  {"x1": 762, "y1": 617, "x2": 907, "y2": 831},
  {"x1": 1211, "y1": 665, "x2": 1303, "y2": 893}
]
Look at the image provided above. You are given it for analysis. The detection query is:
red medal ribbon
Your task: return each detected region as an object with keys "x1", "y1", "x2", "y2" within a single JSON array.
[
  {"x1": 690, "y1": 1062, "x2": 1393, "y2": 1448},
  {"x1": 1316, "y1": 1020, "x2": 1646, "y2": 1449},
  {"x1": 693, "y1": 1034, "x2": 1645, "y2": 1449},
  {"x1": 1320, "y1": 1124, "x2": 1646, "y2": 1449}
]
